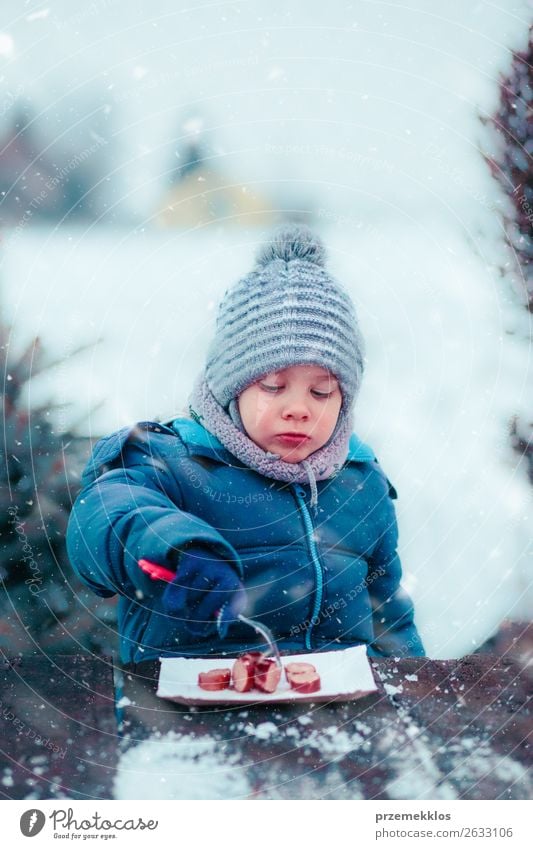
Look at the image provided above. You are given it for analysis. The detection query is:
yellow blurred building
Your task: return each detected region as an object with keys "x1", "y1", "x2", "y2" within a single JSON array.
[{"x1": 156, "y1": 166, "x2": 276, "y2": 228}]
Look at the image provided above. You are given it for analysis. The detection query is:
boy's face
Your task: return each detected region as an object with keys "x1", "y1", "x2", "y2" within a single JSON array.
[{"x1": 237, "y1": 364, "x2": 343, "y2": 463}]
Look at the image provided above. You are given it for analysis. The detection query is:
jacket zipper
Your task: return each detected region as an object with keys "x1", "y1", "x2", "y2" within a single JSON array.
[{"x1": 292, "y1": 484, "x2": 324, "y2": 651}]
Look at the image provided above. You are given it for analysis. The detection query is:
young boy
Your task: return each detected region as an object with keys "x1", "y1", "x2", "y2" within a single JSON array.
[{"x1": 66, "y1": 224, "x2": 425, "y2": 666}]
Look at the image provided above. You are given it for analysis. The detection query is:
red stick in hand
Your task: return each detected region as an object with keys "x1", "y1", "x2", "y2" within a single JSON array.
[{"x1": 138, "y1": 558, "x2": 176, "y2": 583}]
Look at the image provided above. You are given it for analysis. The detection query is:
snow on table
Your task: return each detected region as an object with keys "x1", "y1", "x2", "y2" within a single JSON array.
[
  {"x1": 113, "y1": 639, "x2": 533, "y2": 800},
  {"x1": 4, "y1": 646, "x2": 529, "y2": 800}
]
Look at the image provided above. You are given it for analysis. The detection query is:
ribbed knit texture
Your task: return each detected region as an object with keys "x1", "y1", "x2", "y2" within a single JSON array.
[{"x1": 205, "y1": 224, "x2": 365, "y2": 424}]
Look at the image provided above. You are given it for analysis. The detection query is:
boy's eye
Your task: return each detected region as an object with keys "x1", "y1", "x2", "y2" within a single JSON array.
[{"x1": 259, "y1": 383, "x2": 334, "y2": 398}]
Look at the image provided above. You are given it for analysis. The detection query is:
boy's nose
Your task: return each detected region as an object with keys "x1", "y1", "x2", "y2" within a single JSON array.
[{"x1": 281, "y1": 396, "x2": 311, "y2": 419}]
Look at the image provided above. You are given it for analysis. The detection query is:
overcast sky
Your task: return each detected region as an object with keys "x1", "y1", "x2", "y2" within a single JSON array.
[{"x1": 1, "y1": 0, "x2": 530, "y2": 221}]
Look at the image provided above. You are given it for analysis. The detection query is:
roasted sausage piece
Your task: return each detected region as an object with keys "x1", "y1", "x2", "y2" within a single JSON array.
[
  {"x1": 284, "y1": 662, "x2": 316, "y2": 681},
  {"x1": 231, "y1": 651, "x2": 263, "y2": 692},
  {"x1": 254, "y1": 658, "x2": 282, "y2": 693},
  {"x1": 198, "y1": 668, "x2": 232, "y2": 691},
  {"x1": 287, "y1": 670, "x2": 321, "y2": 694}
]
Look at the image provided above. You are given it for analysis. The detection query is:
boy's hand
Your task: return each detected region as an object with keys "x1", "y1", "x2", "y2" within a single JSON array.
[{"x1": 157, "y1": 545, "x2": 247, "y2": 638}]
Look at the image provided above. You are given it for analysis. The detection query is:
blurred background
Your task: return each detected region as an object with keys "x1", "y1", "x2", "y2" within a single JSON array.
[{"x1": 0, "y1": 0, "x2": 531, "y2": 663}]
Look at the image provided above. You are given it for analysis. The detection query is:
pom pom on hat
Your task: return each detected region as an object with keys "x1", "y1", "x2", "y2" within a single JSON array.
[{"x1": 255, "y1": 223, "x2": 327, "y2": 269}]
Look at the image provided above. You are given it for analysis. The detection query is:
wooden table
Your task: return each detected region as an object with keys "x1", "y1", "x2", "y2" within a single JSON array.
[
  {"x1": 1, "y1": 632, "x2": 531, "y2": 800},
  {"x1": 0, "y1": 654, "x2": 117, "y2": 800}
]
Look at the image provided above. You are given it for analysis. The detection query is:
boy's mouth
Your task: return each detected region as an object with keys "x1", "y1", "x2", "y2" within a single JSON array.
[{"x1": 276, "y1": 433, "x2": 310, "y2": 446}]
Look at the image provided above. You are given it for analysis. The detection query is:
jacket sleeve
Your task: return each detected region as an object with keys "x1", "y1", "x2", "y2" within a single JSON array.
[
  {"x1": 66, "y1": 426, "x2": 243, "y2": 600},
  {"x1": 366, "y1": 472, "x2": 426, "y2": 658}
]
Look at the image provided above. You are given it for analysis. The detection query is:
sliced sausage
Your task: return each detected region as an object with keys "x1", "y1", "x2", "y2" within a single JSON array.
[
  {"x1": 287, "y1": 670, "x2": 321, "y2": 694},
  {"x1": 231, "y1": 651, "x2": 262, "y2": 692},
  {"x1": 198, "y1": 668, "x2": 232, "y2": 691},
  {"x1": 254, "y1": 658, "x2": 282, "y2": 693},
  {"x1": 284, "y1": 662, "x2": 317, "y2": 681}
]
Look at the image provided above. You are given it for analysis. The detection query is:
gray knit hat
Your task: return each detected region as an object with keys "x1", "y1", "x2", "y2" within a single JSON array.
[{"x1": 205, "y1": 224, "x2": 365, "y2": 429}]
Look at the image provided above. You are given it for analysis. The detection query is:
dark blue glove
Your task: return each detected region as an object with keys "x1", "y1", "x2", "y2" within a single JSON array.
[{"x1": 161, "y1": 545, "x2": 247, "y2": 638}]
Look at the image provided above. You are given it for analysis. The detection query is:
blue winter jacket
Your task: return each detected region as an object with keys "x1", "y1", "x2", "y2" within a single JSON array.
[{"x1": 66, "y1": 417, "x2": 426, "y2": 665}]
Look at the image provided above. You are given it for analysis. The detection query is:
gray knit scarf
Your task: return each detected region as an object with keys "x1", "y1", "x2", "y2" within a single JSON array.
[{"x1": 188, "y1": 374, "x2": 353, "y2": 514}]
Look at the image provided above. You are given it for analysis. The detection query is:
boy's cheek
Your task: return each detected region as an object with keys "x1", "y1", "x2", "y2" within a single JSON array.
[{"x1": 251, "y1": 394, "x2": 273, "y2": 425}]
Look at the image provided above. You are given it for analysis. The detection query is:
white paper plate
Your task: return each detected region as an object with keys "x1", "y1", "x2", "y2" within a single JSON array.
[{"x1": 156, "y1": 645, "x2": 378, "y2": 705}]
